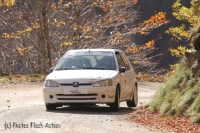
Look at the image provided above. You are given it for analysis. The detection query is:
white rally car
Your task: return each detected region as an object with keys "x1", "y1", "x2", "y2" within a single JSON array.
[{"x1": 43, "y1": 49, "x2": 138, "y2": 111}]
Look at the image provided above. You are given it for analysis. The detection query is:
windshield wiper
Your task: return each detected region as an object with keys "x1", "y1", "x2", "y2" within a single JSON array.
[
  {"x1": 80, "y1": 66, "x2": 105, "y2": 70},
  {"x1": 56, "y1": 67, "x2": 74, "y2": 70},
  {"x1": 56, "y1": 67, "x2": 105, "y2": 70}
]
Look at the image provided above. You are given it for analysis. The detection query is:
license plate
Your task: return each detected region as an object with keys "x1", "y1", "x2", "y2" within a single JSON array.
[{"x1": 64, "y1": 89, "x2": 88, "y2": 94}]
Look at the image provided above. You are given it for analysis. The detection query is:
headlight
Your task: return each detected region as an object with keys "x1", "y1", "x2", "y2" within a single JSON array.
[
  {"x1": 44, "y1": 80, "x2": 59, "y2": 87},
  {"x1": 93, "y1": 79, "x2": 112, "y2": 87}
]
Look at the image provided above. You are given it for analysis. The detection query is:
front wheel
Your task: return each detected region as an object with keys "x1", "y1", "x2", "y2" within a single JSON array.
[
  {"x1": 110, "y1": 86, "x2": 120, "y2": 111},
  {"x1": 126, "y1": 83, "x2": 138, "y2": 107},
  {"x1": 45, "y1": 103, "x2": 56, "y2": 110}
]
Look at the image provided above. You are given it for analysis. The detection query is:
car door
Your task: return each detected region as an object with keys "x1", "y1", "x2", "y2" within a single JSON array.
[
  {"x1": 119, "y1": 51, "x2": 133, "y2": 98},
  {"x1": 115, "y1": 52, "x2": 126, "y2": 99}
]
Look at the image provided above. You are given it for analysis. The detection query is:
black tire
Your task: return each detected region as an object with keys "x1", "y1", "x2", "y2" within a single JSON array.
[
  {"x1": 110, "y1": 86, "x2": 120, "y2": 111},
  {"x1": 45, "y1": 104, "x2": 56, "y2": 110},
  {"x1": 126, "y1": 84, "x2": 138, "y2": 107}
]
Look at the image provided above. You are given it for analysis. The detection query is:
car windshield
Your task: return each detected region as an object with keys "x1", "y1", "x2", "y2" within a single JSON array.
[{"x1": 55, "y1": 51, "x2": 116, "y2": 70}]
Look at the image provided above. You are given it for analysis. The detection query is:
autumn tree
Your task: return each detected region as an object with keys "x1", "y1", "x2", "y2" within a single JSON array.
[
  {"x1": 166, "y1": 0, "x2": 200, "y2": 75},
  {"x1": 166, "y1": 0, "x2": 200, "y2": 54},
  {"x1": 0, "y1": 0, "x2": 169, "y2": 75},
  {"x1": 149, "y1": 0, "x2": 200, "y2": 123}
]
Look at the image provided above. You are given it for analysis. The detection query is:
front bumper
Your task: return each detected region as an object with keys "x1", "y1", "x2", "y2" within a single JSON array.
[{"x1": 43, "y1": 86, "x2": 116, "y2": 104}]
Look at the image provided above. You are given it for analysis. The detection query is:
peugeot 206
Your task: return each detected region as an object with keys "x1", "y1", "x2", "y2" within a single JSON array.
[{"x1": 43, "y1": 49, "x2": 138, "y2": 111}]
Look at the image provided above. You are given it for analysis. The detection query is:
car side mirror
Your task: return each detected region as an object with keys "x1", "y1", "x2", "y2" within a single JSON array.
[
  {"x1": 49, "y1": 67, "x2": 54, "y2": 73},
  {"x1": 119, "y1": 67, "x2": 126, "y2": 73}
]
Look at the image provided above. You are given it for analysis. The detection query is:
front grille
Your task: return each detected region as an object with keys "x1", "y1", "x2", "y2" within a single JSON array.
[
  {"x1": 57, "y1": 98, "x2": 96, "y2": 100},
  {"x1": 60, "y1": 83, "x2": 92, "y2": 86},
  {"x1": 56, "y1": 93, "x2": 98, "y2": 100},
  {"x1": 56, "y1": 94, "x2": 97, "y2": 96}
]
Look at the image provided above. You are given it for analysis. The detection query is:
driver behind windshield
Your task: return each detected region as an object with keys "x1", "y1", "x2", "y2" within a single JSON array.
[
  {"x1": 102, "y1": 56, "x2": 114, "y2": 70},
  {"x1": 73, "y1": 58, "x2": 83, "y2": 67}
]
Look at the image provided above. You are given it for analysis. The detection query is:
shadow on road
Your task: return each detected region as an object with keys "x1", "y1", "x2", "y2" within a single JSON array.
[{"x1": 46, "y1": 105, "x2": 136, "y2": 115}]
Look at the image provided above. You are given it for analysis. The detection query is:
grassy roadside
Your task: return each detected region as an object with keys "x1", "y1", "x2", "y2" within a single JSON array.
[
  {"x1": 129, "y1": 60, "x2": 200, "y2": 133},
  {"x1": 0, "y1": 74, "x2": 46, "y2": 83},
  {"x1": 148, "y1": 60, "x2": 200, "y2": 123}
]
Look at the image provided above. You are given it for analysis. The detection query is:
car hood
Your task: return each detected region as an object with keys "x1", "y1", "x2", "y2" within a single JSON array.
[{"x1": 46, "y1": 70, "x2": 118, "y2": 82}]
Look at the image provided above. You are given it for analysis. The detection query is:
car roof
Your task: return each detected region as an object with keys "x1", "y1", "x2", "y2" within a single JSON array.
[{"x1": 67, "y1": 49, "x2": 121, "y2": 53}]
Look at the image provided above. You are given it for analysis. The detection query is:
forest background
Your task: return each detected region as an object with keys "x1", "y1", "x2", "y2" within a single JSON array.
[{"x1": 0, "y1": 0, "x2": 193, "y2": 76}]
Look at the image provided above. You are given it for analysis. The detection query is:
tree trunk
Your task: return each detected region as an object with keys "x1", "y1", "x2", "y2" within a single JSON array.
[
  {"x1": 43, "y1": 0, "x2": 52, "y2": 70},
  {"x1": 36, "y1": 0, "x2": 52, "y2": 74}
]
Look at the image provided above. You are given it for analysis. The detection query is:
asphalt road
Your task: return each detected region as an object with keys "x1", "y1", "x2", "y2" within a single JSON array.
[{"x1": 0, "y1": 82, "x2": 166, "y2": 133}]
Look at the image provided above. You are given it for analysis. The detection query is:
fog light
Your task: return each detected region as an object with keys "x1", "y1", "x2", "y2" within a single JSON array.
[
  {"x1": 101, "y1": 94, "x2": 105, "y2": 98},
  {"x1": 50, "y1": 95, "x2": 53, "y2": 99}
]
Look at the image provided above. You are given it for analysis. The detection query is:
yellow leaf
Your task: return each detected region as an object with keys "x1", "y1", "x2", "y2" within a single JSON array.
[{"x1": 93, "y1": 2, "x2": 97, "y2": 5}]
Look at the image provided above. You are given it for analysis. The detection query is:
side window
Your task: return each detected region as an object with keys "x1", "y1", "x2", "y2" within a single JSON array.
[
  {"x1": 115, "y1": 52, "x2": 125, "y2": 68},
  {"x1": 119, "y1": 52, "x2": 131, "y2": 71}
]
